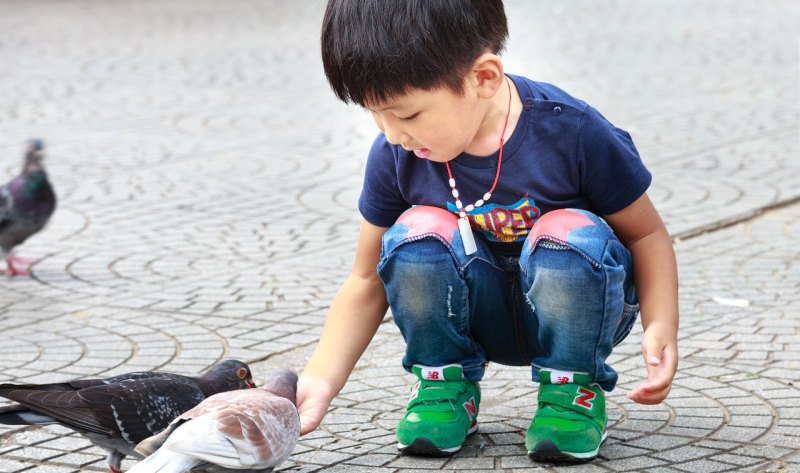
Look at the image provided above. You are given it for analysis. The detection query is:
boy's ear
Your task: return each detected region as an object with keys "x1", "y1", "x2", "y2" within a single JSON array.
[{"x1": 470, "y1": 53, "x2": 505, "y2": 99}]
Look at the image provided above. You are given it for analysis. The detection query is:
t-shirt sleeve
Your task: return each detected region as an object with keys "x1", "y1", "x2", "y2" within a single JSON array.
[
  {"x1": 576, "y1": 106, "x2": 652, "y2": 215},
  {"x1": 358, "y1": 134, "x2": 411, "y2": 227}
]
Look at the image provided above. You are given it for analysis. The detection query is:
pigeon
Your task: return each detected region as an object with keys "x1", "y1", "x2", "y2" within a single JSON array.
[
  {"x1": 129, "y1": 370, "x2": 300, "y2": 473},
  {"x1": 0, "y1": 359, "x2": 256, "y2": 473},
  {"x1": 0, "y1": 139, "x2": 57, "y2": 276}
]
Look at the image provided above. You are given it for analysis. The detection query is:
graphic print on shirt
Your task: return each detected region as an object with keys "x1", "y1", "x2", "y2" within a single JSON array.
[{"x1": 447, "y1": 196, "x2": 541, "y2": 243}]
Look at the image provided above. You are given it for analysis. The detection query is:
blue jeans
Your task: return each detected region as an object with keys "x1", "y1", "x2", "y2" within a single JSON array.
[{"x1": 377, "y1": 206, "x2": 639, "y2": 391}]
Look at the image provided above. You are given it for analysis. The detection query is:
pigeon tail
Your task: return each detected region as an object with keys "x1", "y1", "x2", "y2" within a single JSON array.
[
  {"x1": 127, "y1": 449, "x2": 200, "y2": 473},
  {"x1": 0, "y1": 405, "x2": 56, "y2": 425}
]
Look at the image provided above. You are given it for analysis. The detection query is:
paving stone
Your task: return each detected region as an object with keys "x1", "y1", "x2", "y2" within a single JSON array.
[
  {"x1": 341, "y1": 454, "x2": 396, "y2": 467},
  {"x1": 674, "y1": 459, "x2": 744, "y2": 473},
  {"x1": 654, "y1": 446, "x2": 724, "y2": 462},
  {"x1": 0, "y1": 459, "x2": 29, "y2": 473}
]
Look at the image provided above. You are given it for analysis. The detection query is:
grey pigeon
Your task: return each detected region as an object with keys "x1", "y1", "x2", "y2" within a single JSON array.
[
  {"x1": 0, "y1": 359, "x2": 256, "y2": 473},
  {"x1": 129, "y1": 370, "x2": 300, "y2": 473},
  {"x1": 0, "y1": 139, "x2": 57, "y2": 276}
]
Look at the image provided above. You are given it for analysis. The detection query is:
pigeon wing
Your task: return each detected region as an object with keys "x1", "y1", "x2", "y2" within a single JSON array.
[
  {"x1": 0, "y1": 376, "x2": 206, "y2": 441},
  {"x1": 133, "y1": 386, "x2": 227, "y2": 458},
  {"x1": 0, "y1": 386, "x2": 116, "y2": 435},
  {"x1": 165, "y1": 391, "x2": 300, "y2": 469},
  {"x1": 0, "y1": 379, "x2": 106, "y2": 392},
  {"x1": 0, "y1": 186, "x2": 12, "y2": 235},
  {"x1": 102, "y1": 371, "x2": 189, "y2": 384},
  {"x1": 80, "y1": 376, "x2": 207, "y2": 444},
  {"x1": 0, "y1": 379, "x2": 112, "y2": 427}
]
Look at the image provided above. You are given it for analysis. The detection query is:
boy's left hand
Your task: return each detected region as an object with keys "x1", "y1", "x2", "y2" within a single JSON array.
[{"x1": 627, "y1": 322, "x2": 678, "y2": 404}]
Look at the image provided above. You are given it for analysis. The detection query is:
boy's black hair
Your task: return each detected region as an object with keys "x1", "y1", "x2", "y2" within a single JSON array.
[{"x1": 321, "y1": 0, "x2": 508, "y2": 107}]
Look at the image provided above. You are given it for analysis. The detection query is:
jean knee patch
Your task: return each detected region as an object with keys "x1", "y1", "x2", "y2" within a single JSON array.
[
  {"x1": 381, "y1": 206, "x2": 460, "y2": 257},
  {"x1": 522, "y1": 209, "x2": 615, "y2": 270}
]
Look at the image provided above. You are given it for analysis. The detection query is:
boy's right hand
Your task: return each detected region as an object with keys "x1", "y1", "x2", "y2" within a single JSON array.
[{"x1": 296, "y1": 374, "x2": 335, "y2": 435}]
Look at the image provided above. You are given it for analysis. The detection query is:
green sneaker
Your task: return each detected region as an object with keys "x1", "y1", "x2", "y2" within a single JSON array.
[
  {"x1": 526, "y1": 371, "x2": 607, "y2": 463},
  {"x1": 396, "y1": 364, "x2": 480, "y2": 456}
]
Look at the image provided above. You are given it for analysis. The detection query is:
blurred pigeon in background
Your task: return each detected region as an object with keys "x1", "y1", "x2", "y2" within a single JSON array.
[
  {"x1": 0, "y1": 139, "x2": 57, "y2": 276},
  {"x1": 130, "y1": 370, "x2": 300, "y2": 473},
  {"x1": 0, "y1": 359, "x2": 256, "y2": 473}
]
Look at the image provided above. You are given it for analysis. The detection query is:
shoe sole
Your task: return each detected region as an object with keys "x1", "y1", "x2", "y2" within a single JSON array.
[
  {"x1": 527, "y1": 431, "x2": 608, "y2": 464},
  {"x1": 397, "y1": 422, "x2": 478, "y2": 456}
]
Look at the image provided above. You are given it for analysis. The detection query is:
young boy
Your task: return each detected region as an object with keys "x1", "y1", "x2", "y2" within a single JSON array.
[{"x1": 298, "y1": 0, "x2": 678, "y2": 463}]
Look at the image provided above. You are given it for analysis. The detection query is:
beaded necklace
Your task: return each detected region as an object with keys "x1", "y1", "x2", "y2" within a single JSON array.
[{"x1": 446, "y1": 77, "x2": 512, "y2": 255}]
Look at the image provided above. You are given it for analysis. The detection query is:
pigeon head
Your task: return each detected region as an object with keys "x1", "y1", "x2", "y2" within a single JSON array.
[
  {"x1": 263, "y1": 370, "x2": 298, "y2": 406},
  {"x1": 198, "y1": 359, "x2": 256, "y2": 395},
  {"x1": 27, "y1": 139, "x2": 44, "y2": 152},
  {"x1": 23, "y1": 139, "x2": 46, "y2": 173}
]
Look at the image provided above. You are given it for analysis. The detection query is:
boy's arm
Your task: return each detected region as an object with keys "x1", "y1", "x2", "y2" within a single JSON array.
[
  {"x1": 603, "y1": 193, "x2": 679, "y2": 405},
  {"x1": 297, "y1": 218, "x2": 389, "y2": 434}
]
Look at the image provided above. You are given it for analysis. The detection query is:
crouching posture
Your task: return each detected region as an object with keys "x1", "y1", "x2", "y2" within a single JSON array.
[
  {"x1": 382, "y1": 207, "x2": 640, "y2": 460},
  {"x1": 298, "y1": 0, "x2": 678, "y2": 464}
]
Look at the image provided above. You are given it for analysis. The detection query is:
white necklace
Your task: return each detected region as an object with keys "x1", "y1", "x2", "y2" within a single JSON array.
[{"x1": 445, "y1": 77, "x2": 512, "y2": 255}]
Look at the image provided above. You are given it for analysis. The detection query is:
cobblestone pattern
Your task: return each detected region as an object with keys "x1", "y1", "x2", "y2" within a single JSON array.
[{"x1": 0, "y1": 0, "x2": 798, "y2": 472}]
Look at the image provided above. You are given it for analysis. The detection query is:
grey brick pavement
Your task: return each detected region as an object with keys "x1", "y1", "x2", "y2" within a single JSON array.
[{"x1": 0, "y1": 0, "x2": 798, "y2": 471}]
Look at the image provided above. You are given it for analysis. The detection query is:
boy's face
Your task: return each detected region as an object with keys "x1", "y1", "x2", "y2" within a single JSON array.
[{"x1": 366, "y1": 84, "x2": 485, "y2": 163}]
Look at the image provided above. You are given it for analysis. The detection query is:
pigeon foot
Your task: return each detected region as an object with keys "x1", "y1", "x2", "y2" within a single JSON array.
[
  {"x1": 2, "y1": 256, "x2": 33, "y2": 276},
  {"x1": 8, "y1": 255, "x2": 35, "y2": 264},
  {"x1": 1, "y1": 265, "x2": 32, "y2": 276}
]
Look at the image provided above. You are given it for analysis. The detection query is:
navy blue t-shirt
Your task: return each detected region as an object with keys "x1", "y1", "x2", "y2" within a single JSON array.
[{"x1": 358, "y1": 74, "x2": 651, "y2": 255}]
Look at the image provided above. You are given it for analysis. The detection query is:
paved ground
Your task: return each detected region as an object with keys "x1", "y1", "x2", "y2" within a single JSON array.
[{"x1": 0, "y1": 1, "x2": 798, "y2": 472}]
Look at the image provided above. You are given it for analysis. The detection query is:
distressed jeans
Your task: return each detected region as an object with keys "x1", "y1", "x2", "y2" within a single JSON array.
[{"x1": 376, "y1": 206, "x2": 639, "y2": 391}]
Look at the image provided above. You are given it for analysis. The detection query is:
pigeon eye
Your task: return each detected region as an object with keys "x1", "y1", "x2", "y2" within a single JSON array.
[{"x1": 238, "y1": 368, "x2": 248, "y2": 379}]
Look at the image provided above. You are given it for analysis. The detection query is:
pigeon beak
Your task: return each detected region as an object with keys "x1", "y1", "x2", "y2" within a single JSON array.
[{"x1": 246, "y1": 379, "x2": 257, "y2": 388}]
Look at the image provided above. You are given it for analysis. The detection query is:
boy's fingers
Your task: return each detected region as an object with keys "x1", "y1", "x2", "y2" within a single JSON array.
[
  {"x1": 300, "y1": 417, "x2": 318, "y2": 435},
  {"x1": 628, "y1": 345, "x2": 676, "y2": 404},
  {"x1": 628, "y1": 388, "x2": 668, "y2": 404},
  {"x1": 632, "y1": 366, "x2": 675, "y2": 402},
  {"x1": 298, "y1": 406, "x2": 323, "y2": 435},
  {"x1": 627, "y1": 379, "x2": 671, "y2": 404}
]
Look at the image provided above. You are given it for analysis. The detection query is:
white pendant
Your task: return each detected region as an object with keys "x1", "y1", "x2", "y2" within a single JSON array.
[{"x1": 458, "y1": 217, "x2": 477, "y2": 255}]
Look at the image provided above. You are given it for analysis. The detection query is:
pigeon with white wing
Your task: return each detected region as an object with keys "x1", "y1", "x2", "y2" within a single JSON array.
[{"x1": 130, "y1": 370, "x2": 300, "y2": 473}]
